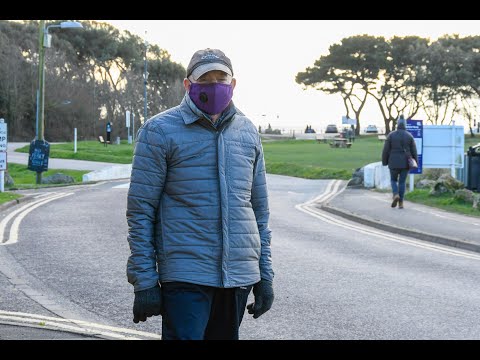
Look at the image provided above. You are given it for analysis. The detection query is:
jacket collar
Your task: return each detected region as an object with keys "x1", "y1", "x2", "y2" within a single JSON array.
[{"x1": 179, "y1": 93, "x2": 238, "y2": 126}]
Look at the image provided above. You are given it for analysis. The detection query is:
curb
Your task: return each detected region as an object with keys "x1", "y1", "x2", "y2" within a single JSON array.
[
  {"x1": 321, "y1": 204, "x2": 480, "y2": 254},
  {"x1": 0, "y1": 194, "x2": 38, "y2": 213}
]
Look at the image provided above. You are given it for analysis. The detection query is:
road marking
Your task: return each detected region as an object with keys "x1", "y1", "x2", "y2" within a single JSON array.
[
  {"x1": 6, "y1": 193, "x2": 73, "y2": 245},
  {"x1": 0, "y1": 192, "x2": 73, "y2": 245},
  {"x1": 112, "y1": 183, "x2": 129, "y2": 189},
  {"x1": 296, "y1": 182, "x2": 480, "y2": 261},
  {"x1": 0, "y1": 310, "x2": 162, "y2": 340}
]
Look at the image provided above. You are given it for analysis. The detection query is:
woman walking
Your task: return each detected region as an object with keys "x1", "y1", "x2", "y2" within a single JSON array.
[{"x1": 382, "y1": 115, "x2": 418, "y2": 209}]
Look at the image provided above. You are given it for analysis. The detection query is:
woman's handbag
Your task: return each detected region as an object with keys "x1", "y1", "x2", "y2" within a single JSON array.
[
  {"x1": 406, "y1": 155, "x2": 418, "y2": 170},
  {"x1": 401, "y1": 137, "x2": 418, "y2": 170}
]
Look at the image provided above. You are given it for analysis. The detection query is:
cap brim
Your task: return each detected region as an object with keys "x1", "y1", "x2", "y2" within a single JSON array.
[{"x1": 191, "y1": 63, "x2": 233, "y2": 80}]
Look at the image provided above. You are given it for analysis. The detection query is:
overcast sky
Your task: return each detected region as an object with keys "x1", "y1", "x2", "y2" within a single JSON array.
[{"x1": 102, "y1": 20, "x2": 480, "y2": 132}]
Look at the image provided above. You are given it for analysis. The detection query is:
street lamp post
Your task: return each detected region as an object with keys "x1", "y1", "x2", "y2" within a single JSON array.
[
  {"x1": 143, "y1": 31, "x2": 149, "y2": 124},
  {"x1": 35, "y1": 20, "x2": 83, "y2": 184}
]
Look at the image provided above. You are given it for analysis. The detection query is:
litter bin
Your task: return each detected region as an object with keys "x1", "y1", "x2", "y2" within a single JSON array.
[{"x1": 466, "y1": 143, "x2": 480, "y2": 191}]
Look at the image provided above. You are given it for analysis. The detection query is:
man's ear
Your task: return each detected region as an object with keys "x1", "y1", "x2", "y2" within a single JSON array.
[
  {"x1": 183, "y1": 78, "x2": 191, "y2": 92},
  {"x1": 231, "y1": 78, "x2": 236, "y2": 90}
]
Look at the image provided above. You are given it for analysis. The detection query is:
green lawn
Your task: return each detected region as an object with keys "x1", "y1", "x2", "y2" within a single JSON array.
[
  {"x1": 465, "y1": 135, "x2": 480, "y2": 151},
  {"x1": 263, "y1": 135, "x2": 384, "y2": 179},
  {"x1": 15, "y1": 141, "x2": 134, "y2": 164},
  {"x1": 405, "y1": 189, "x2": 480, "y2": 217},
  {"x1": 0, "y1": 163, "x2": 90, "y2": 205},
  {"x1": 5, "y1": 163, "x2": 89, "y2": 190},
  {"x1": 0, "y1": 191, "x2": 22, "y2": 204}
]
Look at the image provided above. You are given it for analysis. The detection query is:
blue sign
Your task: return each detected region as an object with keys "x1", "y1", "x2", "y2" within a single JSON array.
[
  {"x1": 406, "y1": 119, "x2": 423, "y2": 174},
  {"x1": 28, "y1": 139, "x2": 50, "y2": 172}
]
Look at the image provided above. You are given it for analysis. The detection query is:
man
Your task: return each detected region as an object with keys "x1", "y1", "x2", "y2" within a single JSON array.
[
  {"x1": 126, "y1": 48, "x2": 274, "y2": 340},
  {"x1": 382, "y1": 115, "x2": 418, "y2": 209}
]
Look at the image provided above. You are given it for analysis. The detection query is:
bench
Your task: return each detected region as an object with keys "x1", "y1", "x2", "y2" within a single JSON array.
[
  {"x1": 329, "y1": 138, "x2": 352, "y2": 148},
  {"x1": 98, "y1": 135, "x2": 110, "y2": 146},
  {"x1": 378, "y1": 134, "x2": 387, "y2": 141},
  {"x1": 316, "y1": 133, "x2": 338, "y2": 143}
]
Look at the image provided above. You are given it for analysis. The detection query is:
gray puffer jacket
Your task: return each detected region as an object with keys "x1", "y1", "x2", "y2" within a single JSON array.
[{"x1": 126, "y1": 96, "x2": 273, "y2": 291}]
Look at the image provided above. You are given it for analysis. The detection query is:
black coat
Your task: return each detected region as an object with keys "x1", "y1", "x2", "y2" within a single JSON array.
[{"x1": 382, "y1": 129, "x2": 418, "y2": 169}]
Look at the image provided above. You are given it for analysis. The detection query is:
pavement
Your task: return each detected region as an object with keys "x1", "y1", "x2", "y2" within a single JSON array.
[
  {"x1": 321, "y1": 185, "x2": 480, "y2": 253},
  {"x1": 2, "y1": 143, "x2": 480, "y2": 340}
]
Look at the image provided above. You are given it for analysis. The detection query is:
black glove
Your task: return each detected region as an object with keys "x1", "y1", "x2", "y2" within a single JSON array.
[
  {"x1": 247, "y1": 279, "x2": 274, "y2": 319},
  {"x1": 133, "y1": 284, "x2": 162, "y2": 324}
]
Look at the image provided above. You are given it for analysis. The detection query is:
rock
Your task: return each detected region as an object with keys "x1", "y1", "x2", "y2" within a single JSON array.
[
  {"x1": 416, "y1": 179, "x2": 435, "y2": 189},
  {"x1": 454, "y1": 189, "x2": 480, "y2": 210},
  {"x1": 4, "y1": 172, "x2": 14, "y2": 186},
  {"x1": 429, "y1": 174, "x2": 464, "y2": 196},
  {"x1": 41, "y1": 173, "x2": 75, "y2": 184},
  {"x1": 348, "y1": 176, "x2": 363, "y2": 186},
  {"x1": 348, "y1": 167, "x2": 364, "y2": 187}
]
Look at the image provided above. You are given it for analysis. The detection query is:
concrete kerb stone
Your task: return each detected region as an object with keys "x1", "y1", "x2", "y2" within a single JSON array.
[
  {"x1": 82, "y1": 164, "x2": 132, "y2": 182},
  {"x1": 0, "y1": 194, "x2": 38, "y2": 213},
  {"x1": 320, "y1": 204, "x2": 480, "y2": 254}
]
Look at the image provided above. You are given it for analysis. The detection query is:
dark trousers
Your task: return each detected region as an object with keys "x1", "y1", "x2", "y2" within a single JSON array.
[
  {"x1": 161, "y1": 281, "x2": 253, "y2": 340},
  {"x1": 390, "y1": 168, "x2": 409, "y2": 200}
]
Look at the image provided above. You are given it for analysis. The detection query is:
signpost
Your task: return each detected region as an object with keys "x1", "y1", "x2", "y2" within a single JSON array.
[
  {"x1": 126, "y1": 110, "x2": 132, "y2": 144},
  {"x1": 422, "y1": 122, "x2": 464, "y2": 175},
  {"x1": 0, "y1": 119, "x2": 7, "y2": 192},
  {"x1": 405, "y1": 120, "x2": 464, "y2": 191},
  {"x1": 341, "y1": 116, "x2": 357, "y2": 126},
  {"x1": 406, "y1": 119, "x2": 423, "y2": 192}
]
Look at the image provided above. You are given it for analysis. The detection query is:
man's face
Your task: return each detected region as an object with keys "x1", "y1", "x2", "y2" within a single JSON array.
[{"x1": 184, "y1": 70, "x2": 236, "y2": 91}]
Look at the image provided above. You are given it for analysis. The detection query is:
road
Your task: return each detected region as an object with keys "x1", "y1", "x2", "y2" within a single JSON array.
[{"x1": 1, "y1": 175, "x2": 480, "y2": 339}]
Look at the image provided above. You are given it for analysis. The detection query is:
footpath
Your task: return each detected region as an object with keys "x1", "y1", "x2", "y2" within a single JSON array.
[{"x1": 321, "y1": 186, "x2": 480, "y2": 253}]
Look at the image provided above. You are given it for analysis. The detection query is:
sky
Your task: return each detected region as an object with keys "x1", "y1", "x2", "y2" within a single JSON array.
[{"x1": 101, "y1": 20, "x2": 480, "y2": 133}]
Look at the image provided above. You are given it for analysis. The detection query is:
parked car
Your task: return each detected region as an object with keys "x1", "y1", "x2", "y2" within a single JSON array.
[
  {"x1": 365, "y1": 125, "x2": 378, "y2": 133},
  {"x1": 325, "y1": 124, "x2": 339, "y2": 133}
]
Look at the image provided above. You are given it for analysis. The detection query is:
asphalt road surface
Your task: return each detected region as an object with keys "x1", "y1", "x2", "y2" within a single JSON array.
[{"x1": 1, "y1": 174, "x2": 480, "y2": 339}]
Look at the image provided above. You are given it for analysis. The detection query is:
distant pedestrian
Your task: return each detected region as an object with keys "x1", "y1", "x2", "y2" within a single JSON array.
[
  {"x1": 106, "y1": 122, "x2": 112, "y2": 145},
  {"x1": 349, "y1": 125, "x2": 355, "y2": 142},
  {"x1": 381, "y1": 115, "x2": 418, "y2": 209}
]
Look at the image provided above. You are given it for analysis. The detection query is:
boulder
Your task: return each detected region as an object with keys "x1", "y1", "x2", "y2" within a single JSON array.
[
  {"x1": 416, "y1": 179, "x2": 435, "y2": 189},
  {"x1": 429, "y1": 174, "x2": 464, "y2": 196},
  {"x1": 4, "y1": 172, "x2": 14, "y2": 187},
  {"x1": 348, "y1": 167, "x2": 364, "y2": 187},
  {"x1": 41, "y1": 173, "x2": 75, "y2": 184},
  {"x1": 454, "y1": 189, "x2": 480, "y2": 210}
]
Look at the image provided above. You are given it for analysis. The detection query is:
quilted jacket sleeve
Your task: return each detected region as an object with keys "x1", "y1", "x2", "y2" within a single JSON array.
[
  {"x1": 250, "y1": 135, "x2": 274, "y2": 282},
  {"x1": 126, "y1": 122, "x2": 168, "y2": 292},
  {"x1": 382, "y1": 134, "x2": 391, "y2": 166}
]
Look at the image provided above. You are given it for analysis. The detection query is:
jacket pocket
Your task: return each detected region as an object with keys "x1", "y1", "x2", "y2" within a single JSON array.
[{"x1": 227, "y1": 145, "x2": 255, "y2": 192}]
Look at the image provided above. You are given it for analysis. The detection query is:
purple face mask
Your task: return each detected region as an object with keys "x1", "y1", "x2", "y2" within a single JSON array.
[{"x1": 189, "y1": 82, "x2": 233, "y2": 115}]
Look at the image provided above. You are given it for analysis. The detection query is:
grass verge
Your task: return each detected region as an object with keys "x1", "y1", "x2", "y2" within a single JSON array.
[{"x1": 405, "y1": 189, "x2": 480, "y2": 217}]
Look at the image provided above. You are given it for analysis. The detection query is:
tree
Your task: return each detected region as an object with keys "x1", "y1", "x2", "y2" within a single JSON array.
[
  {"x1": 369, "y1": 36, "x2": 429, "y2": 133},
  {"x1": 0, "y1": 20, "x2": 186, "y2": 141},
  {"x1": 296, "y1": 35, "x2": 387, "y2": 135}
]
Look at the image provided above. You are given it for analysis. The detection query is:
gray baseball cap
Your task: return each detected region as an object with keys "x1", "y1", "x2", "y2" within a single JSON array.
[{"x1": 186, "y1": 48, "x2": 234, "y2": 80}]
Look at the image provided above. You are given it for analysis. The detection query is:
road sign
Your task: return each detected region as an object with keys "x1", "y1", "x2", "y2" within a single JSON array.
[
  {"x1": 406, "y1": 119, "x2": 423, "y2": 174},
  {"x1": 28, "y1": 139, "x2": 50, "y2": 172},
  {"x1": 126, "y1": 110, "x2": 130, "y2": 128},
  {"x1": 0, "y1": 152, "x2": 6, "y2": 170},
  {"x1": 0, "y1": 121, "x2": 7, "y2": 152}
]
